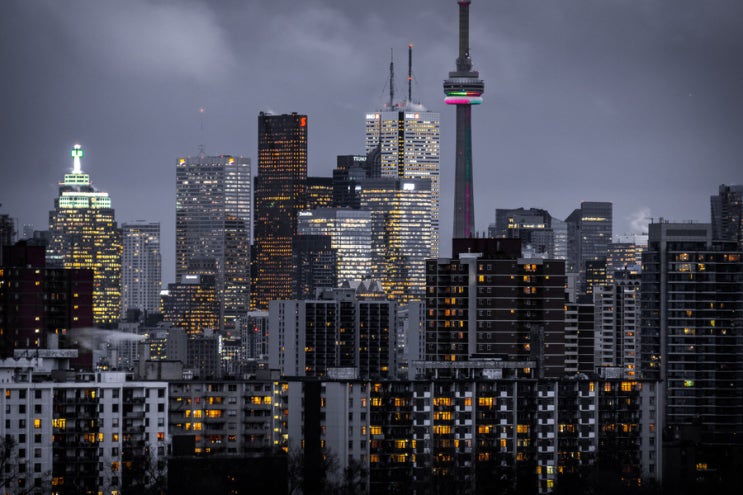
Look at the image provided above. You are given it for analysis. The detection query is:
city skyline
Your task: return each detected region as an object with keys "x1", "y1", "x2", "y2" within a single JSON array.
[{"x1": 2, "y1": 0, "x2": 743, "y2": 285}]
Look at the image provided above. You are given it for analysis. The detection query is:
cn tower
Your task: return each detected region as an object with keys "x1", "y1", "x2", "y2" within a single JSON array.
[{"x1": 444, "y1": 0, "x2": 484, "y2": 239}]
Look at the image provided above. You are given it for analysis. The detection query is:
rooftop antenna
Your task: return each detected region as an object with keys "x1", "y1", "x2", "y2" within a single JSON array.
[
  {"x1": 389, "y1": 48, "x2": 395, "y2": 110},
  {"x1": 198, "y1": 107, "x2": 206, "y2": 156},
  {"x1": 408, "y1": 43, "x2": 413, "y2": 103}
]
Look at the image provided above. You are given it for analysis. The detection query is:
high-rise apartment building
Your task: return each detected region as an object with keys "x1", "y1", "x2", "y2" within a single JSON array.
[
  {"x1": 268, "y1": 288, "x2": 396, "y2": 379},
  {"x1": 0, "y1": 242, "x2": 93, "y2": 355},
  {"x1": 564, "y1": 297, "x2": 596, "y2": 375},
  {"x1": 176, "y1": 152, "x2": 251, "y2": 329},
  {"x1": 286, "y1": 376, "x2": 661, "y2": 495},
  {"x1": 593, "y1": 269, "x2": 640, "y2": 378},
  {"x1": 358, "y1": 177, "x2": 432, "y2": 302},
  {"x1": 0, "y1": 213, "x2": 14, "y2": 265},
  {"x1": 297, "y1": 208, "x2": 372, "y2": 284},
  {"x1": 121, "y1": 222, "x2": 161, "y2": 318},
  {"x1": 425, "y1": 238, "x2": 566, "y2": 378},
  {"x1": 640, "y1": 221, "x2": 743, "y2": 482},
  {"x1": 551, "y1": 216, "x2": 568, "y2": 260},
  {"x1": 606, "y1": 241, "x2": 643, "y2": 282},
  {"x1": 0, "y1": 361, "x2": 168, "y2": 495},
  {"x1": 365, "y1": 106, "x2": 439, "y2": 256},
  {"x1": 711, "y1": 183, "x2": 743, "y2": 245},
  {"x1": 48, "y1": 145, "x2": 122, "y2": 326},
  {"x1": 253, "y1": 112, "x2": 308, "y2": 309}
]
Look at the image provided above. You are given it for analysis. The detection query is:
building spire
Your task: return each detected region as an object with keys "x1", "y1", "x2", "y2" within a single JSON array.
[
  {"x1": 408, "y1": 43, "x2": 413, "y2": 103},
  {"x1": 388, "y1": 48, "x2": 395, "y2": 109},
  {"x1": 71, "y1": 144, "x2": 84, "y2": 173}
]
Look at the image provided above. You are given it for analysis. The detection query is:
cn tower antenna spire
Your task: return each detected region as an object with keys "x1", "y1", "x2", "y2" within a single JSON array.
[
  {"x1": 389, "y1": 48, "x2": 395, "y2": 109},
  {"x1": 444, "y1": 0, "x2": 484, "y2": 239},
  {"x1": 408, "y1": 43, "x2": 413, "y2": 103}
]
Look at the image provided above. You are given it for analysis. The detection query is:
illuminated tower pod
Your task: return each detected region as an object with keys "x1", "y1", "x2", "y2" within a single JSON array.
[
  {"x1": 444, "y1": 0, "x2": 484, "y2": 239},
  {"x1": 47, "y1": 144, "x2": 122, "y2": 326}
]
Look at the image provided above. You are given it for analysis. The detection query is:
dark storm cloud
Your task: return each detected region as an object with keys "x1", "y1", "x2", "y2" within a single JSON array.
[{"x1": 2, "y1": 0, "x2": 742, "y2": 284}]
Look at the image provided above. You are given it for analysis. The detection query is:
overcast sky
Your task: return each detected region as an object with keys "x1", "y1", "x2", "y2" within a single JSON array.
[{"x1": 2, "y1": 0, "x2": 742, "y2": 285}]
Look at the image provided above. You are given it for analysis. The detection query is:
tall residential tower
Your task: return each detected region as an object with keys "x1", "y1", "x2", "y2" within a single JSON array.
[{"x1": 443, "y1": 0, "x2": 484, "y2": 239}]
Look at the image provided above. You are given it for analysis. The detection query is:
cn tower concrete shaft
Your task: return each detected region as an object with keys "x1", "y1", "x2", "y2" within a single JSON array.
[{"x1": 444, "y1": 0, "x2": 484, "y2": 239}]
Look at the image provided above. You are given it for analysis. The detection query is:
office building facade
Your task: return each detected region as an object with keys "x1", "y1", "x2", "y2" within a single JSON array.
[
  {"x1": 253, "y1": 112, "x2": 308, "y2": 309},
  {"x1": 121, "y1": 222, "x2": 161, "y2": 319},
  {"x1": 47, "y1": 145, "x2": 122, "y2": 326},
  {"x1": 489, "y1": 208, "x2": 566, "y2": 260},
  {"x1": 291, "y1": 235, "x2": 338, "y2": 300},
  {"x1": 297, "y1": 208, "x2": 372, "y2": 285},
  {"x1": 176, "y1": 153, "x2": 251, "y2": 328},
  {"x1": 365, "y1": 109, "x2": 440, "y2": 257},
  {"x1": 161, "y1": 274, "x2": 219, "y2": 336},
  {"x1": 565, "y1": 201, "x2": 612, "y2": 294},
  {"x1": 359, "y1": 177, "x2": 432, "y2": 303}
]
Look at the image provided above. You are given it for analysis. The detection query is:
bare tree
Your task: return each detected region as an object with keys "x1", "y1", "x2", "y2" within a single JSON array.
[
  {"x1": 287, "y1": 445, "x2": 349, "y2": 495},
  {"x1": 0, "y1": 436, "x2": 50, "y2": 495}
]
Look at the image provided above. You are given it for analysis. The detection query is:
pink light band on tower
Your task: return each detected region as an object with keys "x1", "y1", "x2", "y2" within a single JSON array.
[{"x1": 445, "y1": 97, "x2": 483, "y2": 105}]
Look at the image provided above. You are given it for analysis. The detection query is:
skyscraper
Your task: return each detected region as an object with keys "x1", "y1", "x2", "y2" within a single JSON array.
[
  {"x1": 162, "y1": 274, "x2": 219, "y2": 335},
  {"x1": 443, "y1": 0, "x2": 484, "y2": 239},
  {"x1": 176, "y1": 152, "x2": 251, "y2": 328},
  {"x1": 593, "y1": 269, "x2": 640, "y2": 378},
  {"x1": 365, "y1": 47, "x2": 440, "y2": 257},
  {"x1": 121, "y1": 222, "x2": 161, "y2": 318},
  {"x1": 711, "y1": 183, "x2": 743, "y2": 245},
  {"x1": 306, "y1": 176, "x2": 333, "y2": 209},
  {"x1": 640, "y1": 221, "x2": 743, "y2": 481},
  {"x1": 0, "y1": 213, "x2": 14, "y2": 265},
  {"x1": 489, "y1": 207, "x2": 565, "y2": 259},
  {"x1": 297, "y1": 208, "x2": 372, "y2": 285},
  {"x1": 358, "y1": 177, "x2": 433, "y2": 302},
  {"x1": 253, "y1": 112, "x2": 308, "y2": 310},
  {"x1": 291, "y1": 235, "x2": 338, "y2": 300},
  {"x1": 48, "y1": 145, "x2": 122, "y2": 326},
  {"x1": 425, "y1": 238, "x2": 566, "y2": 378},
  {"x1": 565, "y1": 201, "x2": 613, "y2": 294}
]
